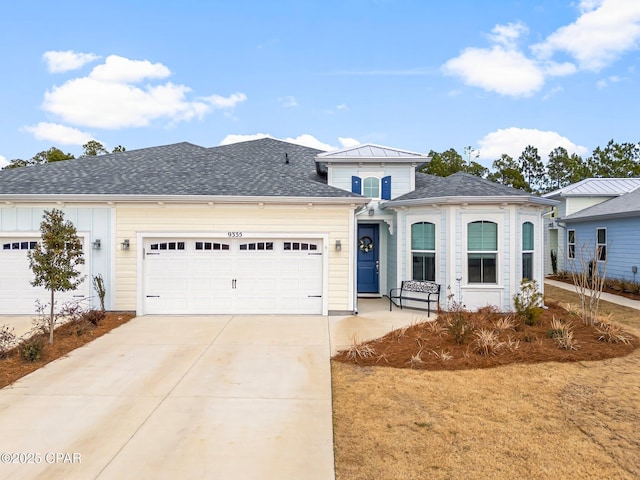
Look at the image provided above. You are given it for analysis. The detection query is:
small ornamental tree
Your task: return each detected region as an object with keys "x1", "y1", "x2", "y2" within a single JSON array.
[{"x1": 28, "y1": 209, "x2": 85, "y2": 344}]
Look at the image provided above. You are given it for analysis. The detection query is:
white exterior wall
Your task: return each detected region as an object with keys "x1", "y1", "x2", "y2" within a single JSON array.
[
  {"x1": 0, "y1": 205, "x2": 114, "y2": 309},
  {"x1": 114, "y1": 203, "x2": 355, "y2": 314},
  {"x1": 393, "y1": 203, "x2": 546, "y2": 311},
  {"x1": 328, "y1": 164, "x2": 415, "y2": 201}
]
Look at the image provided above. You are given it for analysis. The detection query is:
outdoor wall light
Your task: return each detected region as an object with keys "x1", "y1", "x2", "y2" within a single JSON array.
[
  {"x1": 121, "y1": 239, "x2": 130, "y2": 250},
  {"x1": 335, "y1": 239, "x2": 342, "y2": 251},
  {"x1": 368, "y1": 207, "x2": 375, "y2": 216},
  {"x1": 92, "y1": 239, "x2": 101, "y2": 250}
]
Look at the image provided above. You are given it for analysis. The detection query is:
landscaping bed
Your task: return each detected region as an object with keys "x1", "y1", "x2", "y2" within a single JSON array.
[{"x1": 0, "y1": 312, "x2": 135, "y2": 389}]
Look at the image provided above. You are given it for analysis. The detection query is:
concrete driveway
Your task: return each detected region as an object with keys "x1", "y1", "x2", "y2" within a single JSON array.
[{"x1": 0, "y1": 315, "x2": 334, "y2": 480}]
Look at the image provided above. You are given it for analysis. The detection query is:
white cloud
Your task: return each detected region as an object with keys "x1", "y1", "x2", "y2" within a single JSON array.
[
  {"x1": 40, "y1": 55, "x2": 247, "y2": 129},
  {"x1": 43, "y1": 50, "x2": 100, "y2": 73},
  {"x1": 219, "y1": 133, "x2": 359, "y2": 151},
  {"x1": 338, "y1": 137, "x2": 360, "y2": 148},
  {"x1": 22, "y1": 122, "x2": 94, "y2": 145},
  {"x1": 219, "y1": 133, "x2": 272, "y2": 145},
  {"x1": 596, "y1": 74, "x2": 624, "y2": 88},
  {"x1": 442, "y1": 46, "x2": 544, "y2": 97},
  {"x1": 0, "y1": 154, "x2": 7, "y2": 169},
  {"x1": 477, "y1": 127, "x2": 589, "y2": 162},
  {"x1": 488, "y1": 22, "x2": 528, "y2": 49},
  {"x1": 278, "y1": 96, "x2": 299, "y2": 108},
  {"x1": 89, "y1": 55, "x2": 170, "y2": 83},
  {"x1": 531, "y1": 0, "x2": 640, "y2": 71},
  {"x1": 443, "y1": 1, "x2": 640, "y2": 96}
]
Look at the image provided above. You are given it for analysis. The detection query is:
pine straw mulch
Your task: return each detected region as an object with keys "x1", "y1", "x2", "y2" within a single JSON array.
[
  {"x1": 0, "y1": 312, "x2": 136, "y2": 389},
  {"x1": 332, "y1": 301, "x2": 639, "y2": 371}
]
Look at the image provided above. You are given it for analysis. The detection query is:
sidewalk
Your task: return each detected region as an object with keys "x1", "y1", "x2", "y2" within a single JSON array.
[{"x1": 545, "y1": 278, "x2": 640, "y2": 311}]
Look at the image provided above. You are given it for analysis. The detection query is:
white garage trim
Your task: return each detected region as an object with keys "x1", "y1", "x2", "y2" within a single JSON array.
[{"x1": 136, "y1": 232, "x2": 329, "y2": 315}]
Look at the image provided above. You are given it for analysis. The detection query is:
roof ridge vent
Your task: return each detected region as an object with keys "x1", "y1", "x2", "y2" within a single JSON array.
[{"x1": 285, "y1": 153, "x2": 289, "y2": 164}]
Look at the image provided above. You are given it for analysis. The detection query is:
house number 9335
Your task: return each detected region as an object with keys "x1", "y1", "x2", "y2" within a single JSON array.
[{"x1": 227, "y1": 232, "x2": 243, "y2": 238}]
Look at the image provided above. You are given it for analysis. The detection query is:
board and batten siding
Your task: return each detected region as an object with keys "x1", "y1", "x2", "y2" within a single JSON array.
[
  {"x1": 114, "y1": 204, "x2": 354, "y2": 313},
  {"x1": 565, "y1": 217, "x2": 640, "y2": 282},
  {"x1": 0, "y1": 205, "x2": 113, "y2": 309},
  {"x1": 329, "y1": 164, "x2": 414, "y2": 199}
]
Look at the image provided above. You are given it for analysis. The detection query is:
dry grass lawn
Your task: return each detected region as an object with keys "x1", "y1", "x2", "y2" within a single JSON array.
[{"x1": 332, "y1": 285, "x2": 640, "y2": 480}]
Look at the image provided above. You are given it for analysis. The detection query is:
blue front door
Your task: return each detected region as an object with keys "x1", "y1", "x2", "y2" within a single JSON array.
[{"x1": 357, "y1": 224, "x2": 379, "y2": 293}]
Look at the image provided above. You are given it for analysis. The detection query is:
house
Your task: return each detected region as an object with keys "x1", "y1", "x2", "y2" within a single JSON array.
[
  {"x1": 0, "y1": 138, "x2": 556, "y2": 315},
  {"x1": 542, "y1": 178, "x2": 640, "y2": 275},
  {"x1": 557, "y1": 186, "x2": 640, "y2": 283}
]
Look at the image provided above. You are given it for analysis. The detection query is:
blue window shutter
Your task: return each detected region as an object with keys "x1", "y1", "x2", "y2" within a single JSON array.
[
  {"x1": 381, "y1": 176, "x2": 392, "y2": 200},
  {"x1": 351, "y1": 176, "x2": 362, "y2": 194}
]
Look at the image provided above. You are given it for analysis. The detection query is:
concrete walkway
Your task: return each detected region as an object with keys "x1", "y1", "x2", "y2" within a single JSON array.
[
  {"x1": 545, "y1": 278, "x2": 640, "y2": 311},
  {"x1": 0, "y1": 315, "x2": 335, "y2": 480}
]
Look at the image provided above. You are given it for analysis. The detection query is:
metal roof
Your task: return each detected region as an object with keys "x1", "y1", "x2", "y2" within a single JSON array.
[
  {"x1": 316, "y1": 143, "x2": 430, "y2": 161},
  {"x1": 543, "y1": 178, "x2": 640, "y2": 198}
]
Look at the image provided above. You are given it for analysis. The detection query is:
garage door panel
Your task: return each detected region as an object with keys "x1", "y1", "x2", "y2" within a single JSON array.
[
  {"x1": 0, "y1": 237, "x2": 90, "y2": 314},
  {"x1": 143, "y1": 238, "x2": 323, "y2": 315}
]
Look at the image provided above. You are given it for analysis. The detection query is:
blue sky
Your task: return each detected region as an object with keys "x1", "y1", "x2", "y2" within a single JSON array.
[{"x1": 0, "y1": 0, "x2": 638, "y2": 169}]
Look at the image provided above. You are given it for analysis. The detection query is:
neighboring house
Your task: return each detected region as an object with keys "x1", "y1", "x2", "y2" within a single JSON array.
[
  {"x1": 542, "y1": 178, "x2": 640, "y2": 275},
  {"x1": 0, "y1": 138, "x2": 555, "y2": 315},
  {"x1": 559, "y1": 186, "x2": 640, "y2": 283}
]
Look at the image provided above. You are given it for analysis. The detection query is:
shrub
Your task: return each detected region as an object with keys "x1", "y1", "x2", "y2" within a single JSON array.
[
  {"x1": 20, "y1": 336, "x2": 45, "y2": 362},
  {"x1": 513, "y1": 280, "x2": 543, "y2": 326},
  {"x1": 83, "y1": 309, "x2": 106, "y2": 326},
  {"x1": 0, "y1": 325, "x2": 18, "y2": 358},
  {"x1": 550, "y1": 249, "x2": 558, "y2": 275},
  {"x1": 596, "y1": 322, "x2": 631, "y2": 344},
  {"x1": 92, "y1": 274, "x2": 107, "y2": 311},
  {"x1": 492, "y1": 316, "x2": 516, "y2": 332},
  {"x1": 548, "y1": 316, "x2": 578, "y2": 350},
  {"x1": 472, "y1": 328, "x2": 504, "y2": 356},
  {"x1": 343, "y1": 335, "x2": 376, "y2": 361}
]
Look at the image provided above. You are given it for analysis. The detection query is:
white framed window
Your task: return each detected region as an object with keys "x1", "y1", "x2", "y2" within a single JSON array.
[
  {"x1": 596, "y1": 228, "x2": 606, "y2": 262},
  {"x1": 411, "y1": 222, "x2": 435, "y2": 281},
  {"x1": 363, "y1": 177, "x2": 380, "y2": 198},
  {"x1": 467, "y1": 220, "x2": 497, "y2": 284},
  {"x1": 522, "y1": 222, "x2": 534, "y2": 281},
  {"x1": 567, "y1": 229, "x2": 576, "y2": 259}
]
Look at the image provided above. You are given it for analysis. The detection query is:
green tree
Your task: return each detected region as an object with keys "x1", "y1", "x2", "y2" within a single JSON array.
[
  {"x1": 587, "y1": 139, "x2": 640, "y2": 178},
  {"x1": 2, "y1": 159, "x2": 30, "y2": 170},
  {"x1": 28, "y1": 209, "x2": 85, "y2": 345},
  {"x1": 111, "y1": 145, "x2": 126, "y2": 153},
  {"x1": 518, "y1": 145, "x2": 545, "y2": 193},
  {"x1": 487, "y1": 154, "x2": 529, "y2": 190},
  {"x1": 82, "y1": 140, "x2": 108, "y2": 156},
  {"x1": 421, "y1": 149, "x2": 466, "y2": 176},
  {"x1": 32, "y1": 147, "x2": 75, "y2": 164},
  {"x1": 466, "y1": 160, "x2": 489, "y2": 178},
  {"x1": 546, "y1": 147, "x2": 590, "y2": 191}
]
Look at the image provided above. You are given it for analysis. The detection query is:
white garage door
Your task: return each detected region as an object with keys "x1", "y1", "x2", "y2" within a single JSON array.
[
  {"x1": 143, "y1": 238, "x2": 323, "y2": 315},
  {"x1": 0, "y1": 237, "x2": 91, "y2": 314}
]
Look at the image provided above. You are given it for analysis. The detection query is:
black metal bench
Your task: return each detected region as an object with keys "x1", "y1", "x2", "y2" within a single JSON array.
[{"x1": 389, "y1": 280, "x2": 441, "y2": 315}]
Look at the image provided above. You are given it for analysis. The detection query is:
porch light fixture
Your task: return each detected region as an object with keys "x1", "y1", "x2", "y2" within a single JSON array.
[
  {"x1": 335, "y1": 240, "x2": 342, "y2": 251},
  {"x1": 368, "y1": 208, "x2": 375, "y2": 216},
  {"x1": 121, "y1": 239, "x2": 130, "y2": 250},
  {"x1": 92, "y1": 239, "x2": 101, "y2": 250}
]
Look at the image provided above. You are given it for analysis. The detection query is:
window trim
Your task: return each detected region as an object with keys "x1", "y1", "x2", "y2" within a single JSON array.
[
  {"x1": 411, "y1": 221, "x2": 436, "y2": 282},
  {"x1": 362, "y1": 176, "x2": 381, "y2": 199},
  {"x1": 567, "y1": 229, "x2": 576, "y2": 260},
  {"x1": 522, "y1": 221, "x2": 534, "y2": 281},
  {"x1": 596, "y1": 227, "x2": 606, "y2": 262},
  {"x1": 466, "y1": 220, "x2": 499, "y2": 285}
]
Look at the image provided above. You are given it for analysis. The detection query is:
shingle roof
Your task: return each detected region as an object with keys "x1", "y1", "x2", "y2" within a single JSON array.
[
  {"x1": 395, "y1": 172, "x2": 531, "y2": 201},
  {"x1": 543, "y1": 178, "x2": 640, "y2": 198},
  {"x1": 0, "y1": 138, "x2": 361, "y2": 199},
  {"x1": 563, "y1": 187, "x2": 640, "y2": 222}
]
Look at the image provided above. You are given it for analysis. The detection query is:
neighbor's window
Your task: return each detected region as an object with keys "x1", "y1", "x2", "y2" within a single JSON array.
[
  {"x1": 363, "y1": 177, "x2": 380, "y2": 198},
  {"x1": 522, "y1": 222, "x2": 534, "y2": 281},
  {"x1": 567, "y1": 230, "x2": 576, "y2": 259},
  {"x1": 467, "y1": 221, "x2": 497, "y2": 284},
  {"x1": 597, "y1": 228, "x2": 606, "y2": 262},
  {"x1": 411, "y1": 222, "x2": 435, "y2": 281}
]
